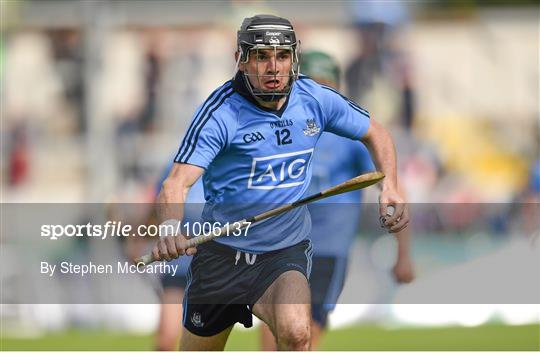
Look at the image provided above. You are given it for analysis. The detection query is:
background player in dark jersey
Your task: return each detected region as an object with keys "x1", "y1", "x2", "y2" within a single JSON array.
[
  {"x1": 152, "y1": 15, "x2": 408, "y2": 351},
  {"x1": 259, "y1": 50, "x2": 415, "y2": 350}
]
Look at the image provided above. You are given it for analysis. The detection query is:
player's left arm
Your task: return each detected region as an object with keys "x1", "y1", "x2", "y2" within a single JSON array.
[
  {"x1": 314, "y1": 81, "x2": 408, "y2": 231},
  {"x1": 392, "y1": 184, "x2": 415, "y2": 283},
  {"x1": 361, "y1": 119, "x2": 409, "y2": 233},
  {"x1": 393, "y1": 228, "x2": 415, "y2": 283}
]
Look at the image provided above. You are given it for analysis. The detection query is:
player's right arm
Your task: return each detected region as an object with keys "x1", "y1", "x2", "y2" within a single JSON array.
[
  {"x1": 151, "y1": 82, "x2": 233, "y2": 261},
  {"x1": 152, "y1": 163, "x2": 204, "y2": 262},
  {"x1": 157, "y1": 163, "x2": 204, "y2": 221}
]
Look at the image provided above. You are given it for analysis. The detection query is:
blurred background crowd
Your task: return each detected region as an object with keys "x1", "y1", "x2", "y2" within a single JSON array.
[
  {"x1": 1, "y1": 0, "x2": 539, "y2": 348},
  {"x1": 2, "y1": 0, "x2": 538, "y2": 204}
]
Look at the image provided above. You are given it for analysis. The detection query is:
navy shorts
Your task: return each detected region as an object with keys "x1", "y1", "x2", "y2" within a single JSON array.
[
  {"x1": 161, "y1": 273, "x2": 188, "y2": 289},
  {"x1": 310, "y1": 255, "x2": 348, "y2": 327},
  {"x1": 183, "y1": 239, "x2": 313, "y2": 336}
]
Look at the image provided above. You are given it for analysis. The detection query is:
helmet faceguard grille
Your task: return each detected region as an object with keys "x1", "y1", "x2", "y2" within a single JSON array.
[{"x1": 236, "y1": 15, "x2": 300, "y2": 102}]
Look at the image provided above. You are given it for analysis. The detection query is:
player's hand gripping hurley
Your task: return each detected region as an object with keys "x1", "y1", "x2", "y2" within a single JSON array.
[{"x1": 135, "y1": 171, "x2": 385, "y2": 266}]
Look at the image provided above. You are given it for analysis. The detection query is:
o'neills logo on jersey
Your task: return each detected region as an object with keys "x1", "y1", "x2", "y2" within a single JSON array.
[
  {"x1": 248, "y1": 149, "x2": 313, "y2": 190},
  {"x1": 270, "y1": 119, "x2": 293, "y2": 129}
]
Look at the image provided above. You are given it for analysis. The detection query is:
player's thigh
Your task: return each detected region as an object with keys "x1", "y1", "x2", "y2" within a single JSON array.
[
  {"x1": 252, "y1": 270, "x2": 311, "y2": 334},
  {"x1": 179, "y1": 325, "x2": 233, "y2": 351},
  {"x1": 260, "y1": 323, "x2": 277, "y2": 351}
]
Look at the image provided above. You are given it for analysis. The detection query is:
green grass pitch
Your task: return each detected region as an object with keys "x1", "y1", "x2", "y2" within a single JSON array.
[{"x1": 1, "y1": 323, "x2": 538, "y2": 350}]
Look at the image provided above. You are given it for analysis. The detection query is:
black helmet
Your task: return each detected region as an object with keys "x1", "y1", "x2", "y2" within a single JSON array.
[{"x1": 236, "y1": 14, "x2": 301, "y2": 102}]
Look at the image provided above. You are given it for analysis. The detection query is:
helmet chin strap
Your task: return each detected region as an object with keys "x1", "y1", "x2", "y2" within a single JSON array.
[{"x1": 259, "y1": 94, "x2": 285, "y2": 102}]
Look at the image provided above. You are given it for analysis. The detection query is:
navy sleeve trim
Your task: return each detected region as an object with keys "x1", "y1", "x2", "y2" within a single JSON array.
[
  {"x1": 173, "y1": 160, "x2": 208, "y2": 171},
  {"x1": 174, "y1": 81, "x2": 233, "y2": 163},
  {"x1": 183, "y1": 90, "x2": 235, "y2": 163},
  {"x1": 321, "y1": 85, "x2": 370, "y2": 118}
]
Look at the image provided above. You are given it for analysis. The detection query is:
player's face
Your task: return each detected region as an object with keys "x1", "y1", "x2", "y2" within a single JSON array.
[{"x1": 242, "y1": 48, "x2": 293, "y2": 93}]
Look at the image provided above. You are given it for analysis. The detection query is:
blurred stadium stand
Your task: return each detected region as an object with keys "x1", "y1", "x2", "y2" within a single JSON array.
[{"x1": 1, "y1": 0, "x2": 538, "y2": 339}]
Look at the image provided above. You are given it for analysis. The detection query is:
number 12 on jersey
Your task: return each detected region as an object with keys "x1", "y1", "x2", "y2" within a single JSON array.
[{"x1": 275, "y1": 129, "x2": 292, "y2": 145}]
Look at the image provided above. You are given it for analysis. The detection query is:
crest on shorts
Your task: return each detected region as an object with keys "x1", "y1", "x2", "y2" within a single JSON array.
[
  {"x1": 191, "y1": 312, "x2": 204, "y2": 327},
  {"x1": 303, "y1": 119, "x2": 320, "y2": 136}
]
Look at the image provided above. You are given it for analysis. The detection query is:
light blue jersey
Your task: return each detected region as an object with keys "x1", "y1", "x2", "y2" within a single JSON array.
[
  {"x1": 173, "y1": 75, "x2": 370, "y2": 253},
  {"x1": 307, "y1": 133, "x2": 375, "y2": 257}
]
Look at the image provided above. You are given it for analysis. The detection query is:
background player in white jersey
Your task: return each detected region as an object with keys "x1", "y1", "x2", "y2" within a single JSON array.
[
  {"x1": 260, "y1": 50, "x2": 415, "y2": 350},
  {"x1": 151, "y1": 15, "x2": 408, "y2": 350}
]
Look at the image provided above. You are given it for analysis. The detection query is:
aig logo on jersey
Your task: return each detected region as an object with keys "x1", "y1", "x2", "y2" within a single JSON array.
[{"x1": 248, "y1": 149, "x2": 313, "y2": 190}]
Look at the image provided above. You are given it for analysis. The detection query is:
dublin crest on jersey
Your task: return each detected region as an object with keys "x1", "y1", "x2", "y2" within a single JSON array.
[{"x1": 303, "y1": 119, "x2": 320, "y2": 136}]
